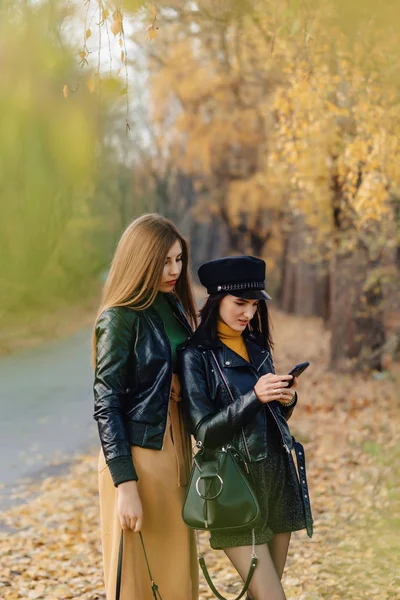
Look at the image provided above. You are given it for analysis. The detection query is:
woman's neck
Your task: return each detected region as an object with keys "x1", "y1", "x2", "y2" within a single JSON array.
[
  {"x1": 216, "y1": 319, "x2": 249, "y2": 362},
  {"x1": 217, "y1": 318, "x2": 243, "y2": 338}
]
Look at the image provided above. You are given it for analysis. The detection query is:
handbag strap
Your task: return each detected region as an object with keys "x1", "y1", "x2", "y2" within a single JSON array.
[
  {"x1": 199, "y1": 554, "x2": 259, "y2": 600},
  {"x1": 116, "y1": 529, "x2": 123, "y2": 600},
  {"x1": 209, "y1": 350, "x2": 254, "y2": 468},
  {"x1": 116, "y1": 530, "x2": 163, "y2": 600}
]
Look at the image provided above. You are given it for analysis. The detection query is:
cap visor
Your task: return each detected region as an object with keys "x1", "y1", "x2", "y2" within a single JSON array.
[{"x1": 230, "y1": 290, "x2": 272, "y2": 301}]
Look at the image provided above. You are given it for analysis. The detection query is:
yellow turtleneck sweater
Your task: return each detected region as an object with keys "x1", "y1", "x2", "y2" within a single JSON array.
[{"x1": 217, "y1": 319, "x2": 250, "y2": 362}]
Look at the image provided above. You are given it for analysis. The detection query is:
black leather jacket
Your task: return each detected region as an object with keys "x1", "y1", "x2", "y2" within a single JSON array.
[
  {"x1": 93, "y1": 294, "x2": 192, "y2": 485},
  {"x1": 178, "y1": 330, "x2": 298, "y2": 462}
]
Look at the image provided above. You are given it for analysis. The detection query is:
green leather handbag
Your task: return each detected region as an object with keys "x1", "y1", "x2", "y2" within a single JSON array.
[{"x1": 182, "y1": 442, "x2": 260, "y2": 532}]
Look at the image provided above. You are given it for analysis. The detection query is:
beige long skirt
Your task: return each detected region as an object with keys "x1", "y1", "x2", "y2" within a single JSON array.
[{"x1": 98, "y1": 403, "x2": 199, "y2": 600}]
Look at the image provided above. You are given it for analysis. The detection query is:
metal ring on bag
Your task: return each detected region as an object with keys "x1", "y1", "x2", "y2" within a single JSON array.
[{"x1": 195, "y1": 475, "x2": 223, "y2": 500}]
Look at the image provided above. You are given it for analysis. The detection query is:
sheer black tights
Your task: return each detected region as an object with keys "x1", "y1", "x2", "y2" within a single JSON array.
[{"x1": 223, "y1": 532, "x2": 291, "y2": 600}]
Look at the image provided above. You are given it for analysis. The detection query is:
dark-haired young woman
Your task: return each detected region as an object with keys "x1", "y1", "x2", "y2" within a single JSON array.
[{"x1": 179, "y1": 256, "x2": 313, "y2": 600}]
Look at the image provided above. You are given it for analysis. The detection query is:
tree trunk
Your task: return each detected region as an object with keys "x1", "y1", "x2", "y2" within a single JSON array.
[
  {"x1": 330, "y1": 235, "x2": 386, "y2": 371},
  {"x1": 384, "y1": 200, "x2": 400, "y2": 363},
  {"x1": 279, "y1": 215, "x2": 330, "y2": 320},
  {"x1": 219, "y1": 207, "x2": 272, "y2": 256}
]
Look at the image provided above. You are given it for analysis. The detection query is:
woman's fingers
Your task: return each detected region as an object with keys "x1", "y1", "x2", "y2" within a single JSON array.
[
  {"x1": 268, "y1": 383, "x2": 292, "y2": 397},
  {"x1": 134, "y1": 516, "x2": 142, "y2": 533},
  {"x1": 119, "y1": 509, "x2": 138, "y2": 529},
  {"x1": 269, "y1": 381, "x2": 291, "y2": 390},
  {"x1": 262, "y1": 374, "x2": 293, "y2": 386},
  {"x1": 279, "y1": 374, "x2": 294, "y2": 382},
  {"x1": 119, "y1": 514, "x2": 142, "y2": 531},
  {"x1": 255, "y1": 374, "x2": 295, "y2": 403},
  {"x1": 268, "y1": 379, "x2": 294, "y2": 399},
  {"x1": 117, "y1": 481, "x2": 143, "y2": 532}
]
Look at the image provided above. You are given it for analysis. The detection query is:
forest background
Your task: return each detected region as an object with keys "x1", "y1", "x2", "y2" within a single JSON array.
[
  {"x1": 2, "y1": 0, "x2": 400, "y2": 371},
  {"x1": 0, "y1": 1, "x2": 399, "y2": 599}
]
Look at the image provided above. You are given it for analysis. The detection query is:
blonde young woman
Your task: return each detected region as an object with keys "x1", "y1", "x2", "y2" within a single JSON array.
[{"x1": 93, "y1": 214, "x2": 199, "y2": 600}]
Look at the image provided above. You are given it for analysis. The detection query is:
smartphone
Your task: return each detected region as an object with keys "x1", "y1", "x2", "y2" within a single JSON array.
[{"x1": 287, "y1": 362, "x2": 310, "y2": 388}]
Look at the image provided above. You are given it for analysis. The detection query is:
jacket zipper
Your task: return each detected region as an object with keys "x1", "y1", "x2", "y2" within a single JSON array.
[
  {"x1": 257, "y1": 351, "x2": 270, "y2": 372},
  {"x1": 256, "y1": 347, "x2": 290, "y2": 454},
  {"x1": 211, "y1": 350, "x2": 290, "y2": 456},
  {"x1": 210, "y1": 350, "x2": 252, "y2": 464},
  {"x1": 157, "y1": 319, "x2": 174, "y2": 451},
  {"x1": 240, "y1": 428, "x2": 252, "y2": 466},
  {"x1": 266, "y1": 403, "x2": 290, "y2": 453}
]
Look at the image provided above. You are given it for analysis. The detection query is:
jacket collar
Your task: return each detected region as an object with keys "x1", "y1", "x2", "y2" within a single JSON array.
[
  {"x1": 220, "y1": 343, "x2": 249, "y2": 368},
  {"x1": 194, "y1": 335, "x2": 222, "y2": 351},
  {"x1": 195, "y1": 328, "x2": 270, "y2": 371},
  {"x1": 244, "y1": 335, "x2": 271, "y2": 371},
  {"x1": 163, "y1": 292, "x2": 193, "y2": 335},
  {"x1": 144, "y1": 292, "x2": 193, "y2": 336}
]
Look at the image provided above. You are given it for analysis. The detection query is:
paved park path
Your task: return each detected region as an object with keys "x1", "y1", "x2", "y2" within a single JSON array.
[{"x1": 0, "y1": 328, "x2": 98, "y2": 509}]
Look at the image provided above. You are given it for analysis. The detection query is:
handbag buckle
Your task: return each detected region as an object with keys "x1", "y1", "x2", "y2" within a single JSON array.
[{"x1": 195, "y1": 474, "x2": 223, "y2": 500}]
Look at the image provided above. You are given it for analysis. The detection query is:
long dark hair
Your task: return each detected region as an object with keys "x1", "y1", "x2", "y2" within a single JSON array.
[{"x1": 195, "y1": 292, "x2": 274, "y2": 350}]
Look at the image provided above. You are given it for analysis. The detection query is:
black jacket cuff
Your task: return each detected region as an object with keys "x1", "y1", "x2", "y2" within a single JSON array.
[
  {"x1": 280, "y1": 391, "x2": 298, "y2": 420},
  {"x1": 107, "y1": 455, "x2": 138, "y2": 487}
]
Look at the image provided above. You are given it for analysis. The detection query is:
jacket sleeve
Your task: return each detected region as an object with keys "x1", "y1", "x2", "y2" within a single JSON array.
[
  {"x1": 179, "y1": 347, "x2": 263, "y2": 449},
  {"x1": 93, "y1": 307, "x2": 138, "y2": 486}
]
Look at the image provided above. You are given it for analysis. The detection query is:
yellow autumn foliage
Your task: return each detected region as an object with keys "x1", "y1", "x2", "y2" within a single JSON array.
[{"x1": 146, "y1": 1, "x2": 400, "y2": 251}]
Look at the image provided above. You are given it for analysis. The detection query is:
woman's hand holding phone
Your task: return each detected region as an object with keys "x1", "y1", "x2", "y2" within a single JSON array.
[
  {"x1": 255, "y1": 361, "x2": 309, "y2": 404},
  {"x1": 254, "y1": 373, "x2": 297, "y2": 405}
]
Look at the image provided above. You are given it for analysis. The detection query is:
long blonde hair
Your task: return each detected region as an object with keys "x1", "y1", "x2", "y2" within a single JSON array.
[{"x1": 93, "y1": 213, "x2": 197, "y2": 362}]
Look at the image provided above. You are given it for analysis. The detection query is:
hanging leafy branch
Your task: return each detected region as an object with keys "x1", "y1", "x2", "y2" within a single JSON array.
[{"x1": 63, "y1": 1, "x2": 159, "y2": 131}]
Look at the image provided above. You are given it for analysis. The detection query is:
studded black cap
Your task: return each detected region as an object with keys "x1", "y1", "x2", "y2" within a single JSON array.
[{"x1": 198, "y1": 256, "x2": 272, "y2": 300}]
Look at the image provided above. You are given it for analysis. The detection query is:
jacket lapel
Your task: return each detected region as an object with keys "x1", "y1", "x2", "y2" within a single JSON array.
[
  {"x1": 220, "y1": 344, "x2": 250, "y2": 369},
  {"x1": 244, "y1": 335, "x2": 271, "y2": 372},
  {"x1": 199, "y1": 329, "x2": 271, "y2": 372},
  {"x1": 165, "y1": 293, "x2": 193, "y2": 335}
]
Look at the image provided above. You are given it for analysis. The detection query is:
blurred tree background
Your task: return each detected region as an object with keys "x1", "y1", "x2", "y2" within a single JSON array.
[
  {"x1": 0, "y1": 0, "x2": 155, "y2": 351},
  {"x1": 1, "y1": 0, "x2": 400, "y2": 371},
  {"x1": 1, "y1": 4, "x2": 399, "y2": 599},
  {"x1": 135, "y1": 0, "x2": 400, "y2": 372}
]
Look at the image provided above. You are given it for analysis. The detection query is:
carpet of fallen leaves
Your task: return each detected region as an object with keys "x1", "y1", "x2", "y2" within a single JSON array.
[{"x1": 1, "y1": 310, "x2": 399, "y2": 600}]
